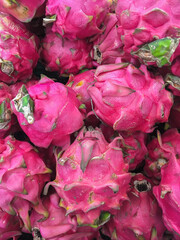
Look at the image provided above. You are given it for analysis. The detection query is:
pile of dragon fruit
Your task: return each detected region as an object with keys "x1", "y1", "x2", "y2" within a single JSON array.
[{"x1": 1, "y1": 0, "x2": 180, "y2": 239}]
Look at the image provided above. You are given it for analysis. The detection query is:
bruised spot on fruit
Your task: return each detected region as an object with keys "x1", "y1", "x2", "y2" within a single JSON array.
[{"x1": 134, "y1": 179, "x2": 151, "y2": 192}]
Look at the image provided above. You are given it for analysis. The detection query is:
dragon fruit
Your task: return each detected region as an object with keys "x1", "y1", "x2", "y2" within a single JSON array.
[
  {"x1": 40, "y1": 29, "x2": 93, "y2": 75},
  {"x1": 44, "y1": 127, "x2": 131, "y2": 224},
  {"x1": 44, "y1": 0, "x2": 112, "y2": 40},
  {"x1": 90, "y1": 13, "x2": 123, "y2": 65},
  {"x1": 116, "y1": 0, "x2": 180, "y2": 54},
  {"x1": 0, "y1": 12, "x2": 39, "y2": 84},
  {"x1": 0, "y1": 0, "x2": 45, "y2": 22},
  {"x1": 0, "y1": 82, "x2": 12, "y2": 138},
  {"x1": 0, "y1": 135, "x2": 51, "y2": 231},
  {"x1": 88, "y1": 63, "x2": 173, "y2": 133},
  {"x1": 151, "y1": 130, "x2": 180, "y2": 238},
  {"x1": 11, "y1": 76, "x2": 85, "y2": 148},
  {"x1": 0, "y1": 209, "x2": 22, "y2": 240},
  {"x1": 144, "y1": 129, "x2": 180, "y2": 183},
  {"x1": 66, "y1": 70, "x2": 95, "y2": 113},
  {"x1": 102, "y1": 173, "x2": 166, "y2": 240},
  {"x1": 31, "y1": 193, "x2": 100, "y2": 240}
]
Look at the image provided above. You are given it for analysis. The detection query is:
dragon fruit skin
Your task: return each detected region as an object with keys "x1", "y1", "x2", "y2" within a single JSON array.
[
  {"x1": 171, "y1": 56, "x2": 180, "y2": 77},
  {"x1": 0, "y1": 135, "x2": 51, "y2": 231},
  {"x1": 116, "y1": 0, "x2": 180, "y2": 54},
  {"x1": 0, "y1": 0, "x2": 45, "y2": 22},
  {"x1": 90, "y1": 13, "x2": 123, "y2": 65},
  {"x1": 0, "y1": 209, "x2": 22, "y2": 240},
  {"x1": 100, "y1": 125, "x2": 148, "y2": 171},
  {"x1": 11, "y1": 76, "x2": 85, "y2": 148},
  {"x1": 44, "y1": 127, "x2": 131, "y2": 221},
  {"x1": 0, "y1": 82, "x2": 12, "y2": 138},
  {"x1": 88, "y1": 63, "x2": 173, "y2": 133},
  {"x1": 44, "y1": 0, "x2": 112, "y2": 40},
  {"x1": 144, "y1": 129, "x2": 180, "y2": 183},
  {"x1": 31, "y1": 193, "x2": 99, "y2": 240},
  {"x1": 66, "y1": 70, "x2": 95, "y2": 113},
  {"x1": 40, "y1": 29, "x2": 93, "y2": 75},
  {"x1": 102, "y1": 173, "x2": 166, "y2": 240},
  {"x1": 0, "y1": 13, "x2": 39, "y2": 84},
  {"x1": 119, "y1": 131, "x2": 148, "y2": 171},
  {"x1": 9, "y1": 79, "x2": 39, "y2": 99}
]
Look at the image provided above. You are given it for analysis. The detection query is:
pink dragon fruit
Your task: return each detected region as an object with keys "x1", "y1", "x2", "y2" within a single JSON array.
[
  {"x1": 0, "y1": 135, "x2": 51, "y2": 231},
  {"x1": 100, "y1": 125, "x2": 148, "y2": 171},
  {"x1": 102, "y1": 173, "x2": 166, "y2": 240},
  {"x1": 144, "y1": 129, "x2": 180, "y2": 183},
  {"x1": 44, "y1": 0, "x2": 112, "y2": 40},
  {"x1": 0, "y1": 82, "x2": 12, "y2": 138},
  {"x1": 152, "y1": 130, "x2": 180, "y2": 238},
  {"x1": 88, "y1": 63, "x2": 173, "y2": 133},
  {"x1": 31, "y1": 193, "x2": 99, "y2": 240},
  {"x1": 0, "y1": 208, "x2": 22, "y2": 240},
  {"x1": 40, "y1": 29, "x2": 93, "y2": 75},
  {"x1": 116, "y1": 0, "x2": 180, "y2": 56},
  {"x1": 0, "y1": 0, "x2": 46, "y2": 22},
  {"x1": 0, "y1": 12, "x2": 39, "y2": 84},
  {"x1": 11, "y1": 76, "x2": 85, "y2": 148},
  {"x1": 66, "y1": 70, "x2": 95, "y2": 113},
  {"x1": 90, "y1": 13, "x2": 123, "y2": 65},
  {"x1": 44, "y1": 127, "x2": 131, "y2": 224}
]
